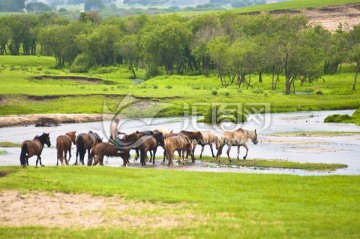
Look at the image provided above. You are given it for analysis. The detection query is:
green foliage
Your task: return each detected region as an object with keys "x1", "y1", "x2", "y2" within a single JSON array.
[{"x1": 324, "y1": 109, "x2": 360, "y2": 125}]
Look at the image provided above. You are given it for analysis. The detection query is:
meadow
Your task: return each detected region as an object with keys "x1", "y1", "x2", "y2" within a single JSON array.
[
  {"x1": 1, "y1": 56, "x2": 359, "y2": 118},
  {"x1": 0, "y1": 166, "x2": 359, "y2": 238}
]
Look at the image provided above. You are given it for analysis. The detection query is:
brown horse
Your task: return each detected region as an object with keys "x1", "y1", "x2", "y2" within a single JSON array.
[
  {"x1": 216, "y1": 128, "x2": 258, "y2": 162},
  {"x1": 56, "y1": 131, "x2": 76, "y2": 166},
  {"x1": 179, "y1": 130, "x2": 203, "y2": 162},
  {"x1": 198, "y1": 131, "x2": 218, "y2": 158},
  {"x1": 138, "y1": 133, "x2": 165, "y2": 166},
  {"x1": 20, "y1": 132, "x2": 51, "y2": 167},
  {"x1": 88, "y1": 142, "x2": 130, "y2": 166},
  {"x1": 75, "y1": 131, "x2": 102, "y2": 165},
  {"x1": 164, "y1": 134, "x2": 193, "y2": 167},
  {"x1": 111, "y1": 131, "x2": 144, "y2": 166}
]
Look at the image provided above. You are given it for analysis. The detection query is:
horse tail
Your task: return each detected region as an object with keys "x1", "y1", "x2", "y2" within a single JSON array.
[
  {"x1": 56, "y1": 139, "x2": 64, "y2": 165},
  {"x1": 88, "y1": 145, "x2": 96, "y2": 166},
  {"x1": 20, "y1": 144, "x2": 27, "y2": 166},
  {"x1": 77, "y1": 136, "x2": 86, "y2": 163},
  {"x1": 139, "y1": 146, "x2": 147, "y2": 166}
]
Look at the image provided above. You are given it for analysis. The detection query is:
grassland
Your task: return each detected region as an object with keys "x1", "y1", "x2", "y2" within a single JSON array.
[
  {"x1": 230, "y1": 0, "x2": 360, "y2": 13},
  {"x1": 1, "y1": 56, "x2": 359, "y2": 117},
  {"x1": 0, "y1": 166, "x2": 359, "y2": 238}
]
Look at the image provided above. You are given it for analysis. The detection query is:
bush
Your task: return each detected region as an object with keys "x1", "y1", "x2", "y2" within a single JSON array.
[
  {"x1": 70, "y1": 54, "x2": 94, "y2": 73},
  {"x1": 211, "y1": 90, "x2": 218, "y2": 96},
  {"x1": 165, "y1": 85, "x2": 172, "y2": 89},
  {"x1": 324, "y1": 114, "x2": 351, "y2": 123}
]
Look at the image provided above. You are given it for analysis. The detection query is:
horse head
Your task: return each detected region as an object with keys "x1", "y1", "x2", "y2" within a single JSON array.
[
  {"x1": 42, "y1": 132, "x2": 51, "y2": 147},
  {"x1": 67, "y1": 131, "x2": 77, "y2": 144},
  {"x1": 251, "y1": 129, "x2": 258, "y2": 145},
  {"x1": 154, "y1": 133, "x2": 165, "y2": 146}
]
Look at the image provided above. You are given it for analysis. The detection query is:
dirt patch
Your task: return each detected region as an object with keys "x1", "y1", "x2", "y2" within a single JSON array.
[
  {"x1": 303, "y1": 3, "x2": 360, "y2": 31},
  {"x1": 0, "y1": 171, "x2": 11, "y2": 177},
  {"x1": 31, "y1": 75, "x2": 114, "y2": 85},
  {"x1": 244, "y1": 3, "x2": 360, "y2": 32},
  {"x1": 0, "y1": 190, "x2": 202, "y2": 229}
]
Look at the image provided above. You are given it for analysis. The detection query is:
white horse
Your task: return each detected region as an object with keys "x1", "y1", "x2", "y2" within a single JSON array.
[
  {"x1": 216, "y1": 128, "x2": 258, "y2": 161},
  {"x1": 198, "y1": 131, "x2": 218, "y2": 158}
]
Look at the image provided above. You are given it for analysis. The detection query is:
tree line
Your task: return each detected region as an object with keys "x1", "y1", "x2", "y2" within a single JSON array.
[{"x1": 0, "y1": 12, "x2": 359, "y2": 93}]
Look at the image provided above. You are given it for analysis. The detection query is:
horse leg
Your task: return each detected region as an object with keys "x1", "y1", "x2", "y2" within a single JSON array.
[
  {"x1": 162, "y1": 150, "x2": 166, "y2": 164},
  {"x1": 67, "y1": 149, "x2": 71, "y2": 165},
  {"x1": 148, "y1": 151, "x2": 152, "y2": 163},
  {"x1": 36, "y1": 156, "x2": 44, "y2": 167},
  {"x1": 152, "y1": 148, "x2": 157, "y2": 165},
  {"x1": 200, "y1": 145, "x2": 204, "y2": 159},
  {"x1": 216, "y1": 145, "x2": 223, "y2": 162},
  {"x1": 209, "y1": 144, "x2": 215, "y2": 158},
  {"x1": 226, "y1": 144, "x2": 232, "y2": 162},
  {"x1": 135, "y1": 149, "x2": 139, "y2": 161},
  {"x1": 167, "y1": 150, "x2": 173, "y2": 167},
  {"x1": 243, "y1": 144, "x2": 249, "y2": 160},
  {"x1": 237, "y1": 145, "x2": 240, "y2": 160},
  {"x1": 75, "y1": 149, "x2": 79, "y2": 165}
]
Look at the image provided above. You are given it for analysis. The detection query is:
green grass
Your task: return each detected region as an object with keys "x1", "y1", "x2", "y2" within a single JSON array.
[
  {"x1": 202, "y1": 156, "x2": 347, "y2": 171},
  {"x1": 0, "y1": 166, "x2": 359, "y2": 238},
  {"x1": 1, "y1": 56, "x2": 360, "y2": 117},
  {"x1": 0, "y1": 150, "x2": 7, "y2": 155},
  {"x1": 0, "y1": 142, "x2": 21, "y2": 147},
  {"x1": 324, "y1": 109, "x2": 360, "y2": 125},
  {"x1": 174, "y1": 0, "x2": 360, "y2": 17}
]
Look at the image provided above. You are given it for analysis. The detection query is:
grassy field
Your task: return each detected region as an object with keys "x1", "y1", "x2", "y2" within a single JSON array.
[
  {"x1": 230, "y1": 0, "x2": 360, "y2": 13},
  {"x1": 1, "y1": 56, "x2": 359, "y2": 117},
  {"x1": 0, "y1": 166, "x2": 359, "y2": 238}
]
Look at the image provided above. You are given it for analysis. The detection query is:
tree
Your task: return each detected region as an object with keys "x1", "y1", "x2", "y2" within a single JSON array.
[
  {"x1": 208, "y1": 36, "x2": 230, "y2": 87},
  {"x1": 115, "y1": 34, "x2": 140, "y2": 79},
  {"x1": 323, "y1": 29, "x2": 348, "y2": 74},
  {"x1": 76, "y1": 24, "x2": 122, "y2": 68},
  {"x1": 280, "y1": 27, "x2": 325, "y2": 94},
  {"x1": 39, "y1": 22, "x2": 90, "y2": 66},
  {"x1": 140, "y1": 19, "x2": 192, "y2": 75},
  {"x1": 348, "y1": 25, "x2": 360, "y2": 90},
  {"x1": 228, "y1": 38, "x2": 259, "y2": 89}
]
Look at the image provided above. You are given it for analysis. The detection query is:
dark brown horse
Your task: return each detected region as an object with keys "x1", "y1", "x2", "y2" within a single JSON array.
[
  {"x1": 111, "y1": 131, "x2": 144, "y2": 166},
  {"x1": 138, "y1": 132, "x2": 165, "y2": 166},
  {"x1": 88, "y1": 142, "x2": 130, "y2": 166},
  {"x1": 164, "y1": 134, "x2": 193, "y2": 167},
  {"x1": 75, "y1": 131, "x2": 102, "y2": 165},
  {"x1": 216, "y1": 128, "x2": 258, "y2": 162},
  {"x1": 56, "y1": 131, "x2": 76, "y2": 166},
  {"x1": 20, "y1": 132, "x2": 51, "y2": 167},
  {"x1": 179, "y1": 130, "x2": 203, "y2": 162}
]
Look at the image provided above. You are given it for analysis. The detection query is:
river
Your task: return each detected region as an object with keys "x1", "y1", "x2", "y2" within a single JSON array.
[{"x1": 0, "y1": 110, "x2": 359, "y2": 175}]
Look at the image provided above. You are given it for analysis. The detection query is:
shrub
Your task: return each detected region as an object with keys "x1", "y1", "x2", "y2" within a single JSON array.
[
  {"x1": 165, "y1": 85, "x2": 172, "y2": 89},
  {"x1": 324, "y1": 114, "x2": 351, "y2": 123},
  {"x1": 211, "y1": 90, "x2": 218, "y2": 96},
  {"x1": 70, "y1": 54, "x2": 94, "y2": 73}
]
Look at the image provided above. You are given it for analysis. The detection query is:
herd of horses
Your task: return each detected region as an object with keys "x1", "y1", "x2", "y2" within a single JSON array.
[{"x1": 19, "y1": 127, "x2": 258, "y2": 168}]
